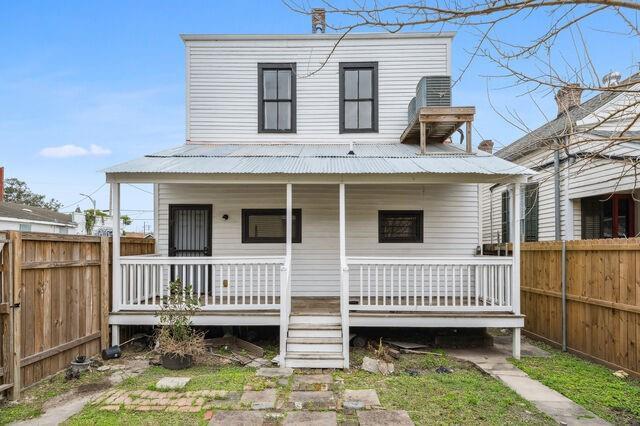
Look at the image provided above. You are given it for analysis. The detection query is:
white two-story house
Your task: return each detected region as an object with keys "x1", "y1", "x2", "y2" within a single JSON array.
[{"x1": 105, "y1": 22, "x2": 533, "y2": 368}]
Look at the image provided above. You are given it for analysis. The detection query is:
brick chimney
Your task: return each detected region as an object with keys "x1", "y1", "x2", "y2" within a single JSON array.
[
  {"x1": 0, "y1": 167, "x2": 4, "y2": 202},
  {"x1": 311, "y1": 8, "x2": 326, "y2": 33},
  {"x1": 555, "y1": 84, "x2": 583, "y2": 116},
  {"x1": 478, "y1": 139, "x2": 494, "y2": 154}
]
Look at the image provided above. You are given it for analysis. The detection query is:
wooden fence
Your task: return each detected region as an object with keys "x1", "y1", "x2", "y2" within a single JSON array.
[
  {"x1": 0, "y1": 232, "x2": 154, "y2": 399},
  {"x1": 521, "y1": 238, "x2": 640, "y2": 376}
]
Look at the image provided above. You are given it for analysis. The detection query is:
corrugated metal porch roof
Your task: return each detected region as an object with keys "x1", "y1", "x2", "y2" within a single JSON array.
[{"x1": 104, "y1": 143, "x2": 534, "y2": 176}]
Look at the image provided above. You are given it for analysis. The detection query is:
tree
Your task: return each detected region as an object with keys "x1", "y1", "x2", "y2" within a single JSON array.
[
  {"x1": 3, "y1": 177, "x2": 63, "y2": 211},
  {"x1": 286, "y1": 1, "x2": 640, "y2": 189},
  {"x1": 84, "y1": 209, "x2": 108, "y2": 235},
  {"x1": 121, "y1": 215, "x2": 133, "y2": 226}
]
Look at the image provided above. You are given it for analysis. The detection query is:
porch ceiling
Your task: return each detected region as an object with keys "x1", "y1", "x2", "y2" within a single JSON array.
[{"x1": 104, "y1": 143, "x2": 534, "y2": 183}]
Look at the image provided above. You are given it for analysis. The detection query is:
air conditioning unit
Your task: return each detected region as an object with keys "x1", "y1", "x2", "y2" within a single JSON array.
[
  {"x1": 407, "y1": 96, "x2": 417, "y2": 125},
  {"x1": 416, "y1": 76, "x2": 451, "y2": 109}
]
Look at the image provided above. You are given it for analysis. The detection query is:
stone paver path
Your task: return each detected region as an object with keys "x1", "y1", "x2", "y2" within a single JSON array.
[
  {"x1": 88, "y1": 367, "x2": 414, "y2": 425},
  {"x1": 240, "y1": 389, "x2": 278, "y2": 410},
  {"x1": 449, "y1": 346, "x2": 610, "y2": 426},
  {"x1": 358, "y1": 410, "x2": 415, "y2": 426},
  {"x1": 209, "y1": 410, "x2": 265, "y2": 425},
  {"x1": 284, "y1": 411, "x2": 337, "y2": 425},
  {"x1": 344, "y1": 389, "x2": 381, "y2": 409},
  {"x1": 156, "y1": 376, "x2": 190, "y2": 390}
]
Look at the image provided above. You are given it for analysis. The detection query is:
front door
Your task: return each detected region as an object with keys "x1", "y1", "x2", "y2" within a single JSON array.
[{"x1": 169, "y1": 204, "x2": 212, "y2": 293}]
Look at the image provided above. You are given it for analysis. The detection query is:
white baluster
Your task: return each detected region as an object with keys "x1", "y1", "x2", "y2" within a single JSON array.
[{"x1": 382, "y1": 266, "x2": 387, "y2": 306}]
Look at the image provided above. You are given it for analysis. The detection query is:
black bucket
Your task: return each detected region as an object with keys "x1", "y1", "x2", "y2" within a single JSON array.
[{"x1": 161, "y1": 353, "x2": 193, "y2": 370}]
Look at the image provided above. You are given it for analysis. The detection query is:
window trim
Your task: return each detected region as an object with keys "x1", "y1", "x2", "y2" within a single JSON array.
[
  {"x1": 258, "y1": 63, "x2": 296, "y2": 133},
  {"x1": 378, "y1": 210, "x2": 423, "y2": 243},
  {"x1": 339, "y1": 62, "x2": 378, "y2": 133},
  {"x1": 241, "y1": 208, "x2": 302, "y2": 244}
]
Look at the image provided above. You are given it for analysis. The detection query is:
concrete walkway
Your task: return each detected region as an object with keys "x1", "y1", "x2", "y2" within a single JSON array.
[
  {"x1": 11, "y1": 359, "x2": 149, "y2": 426},
  {"x1": 449, "y1": 340, "x2": 609, "y2": 426}
]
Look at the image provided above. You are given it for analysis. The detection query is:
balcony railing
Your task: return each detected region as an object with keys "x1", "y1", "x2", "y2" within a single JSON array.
[
  {"x1": 345, "y1": 256, "x2": 514, "y2": 312},
  {"x1": 116, "y1": 256, "x2": 287, "y2": 311}
]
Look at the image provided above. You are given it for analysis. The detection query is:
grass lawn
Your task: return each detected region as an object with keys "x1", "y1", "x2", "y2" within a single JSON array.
[
  {"x1": 511, "y1": 341, "x2": 640, "y2": 425},
  {"x1": 0, "y1": 368, "x2": 111, "y2": 425},
  {"x1": 337, "y1": 349, "x2": 553, "y2": 425},
  {"x1": 62, "y1": 349, "x2": 553, "y2": 426}
]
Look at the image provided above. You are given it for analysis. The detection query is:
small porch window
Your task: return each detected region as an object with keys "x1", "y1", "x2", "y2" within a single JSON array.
[
  {"x1": 378, "y1": 210, "x2": 423, "y2": 243},
  {"x1": 258, "y1": 63, "x2": 296, "y2": 133},
  {"x1": 242, "y1": 209, "x2": 302, "y2": 243}
]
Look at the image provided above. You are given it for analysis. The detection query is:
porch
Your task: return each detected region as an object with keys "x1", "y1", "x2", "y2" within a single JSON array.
[{"x1": 105, "y1": 142, "x2": 532, "y2": 368}]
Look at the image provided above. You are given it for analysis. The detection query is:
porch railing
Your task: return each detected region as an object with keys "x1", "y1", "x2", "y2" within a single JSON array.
[
  {"x1": 345, "y1": 256, "x2": 514, "y2": 312},
  {"x1": 116, "y1": 256, "x2": 286, "y2": 311}
]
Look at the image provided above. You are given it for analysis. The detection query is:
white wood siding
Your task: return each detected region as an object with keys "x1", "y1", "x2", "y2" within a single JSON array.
[
  {"x1": 185, "y1": 34, "x2": 451, "y2": 143},
  {"x1": 482, "y1": 140, "x2": 640, "y2": 242},
  {"x1": 158, "y1": 183, "x2": 478, "y2": 296}
]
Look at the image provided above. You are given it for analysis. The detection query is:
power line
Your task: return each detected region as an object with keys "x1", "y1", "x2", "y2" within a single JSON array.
[
  {"x1": 126, "y1": 184, "x2": 153, "y2": 195},
  {"x1": 60, "y1": 183, "x2": 107, "y2": 210}
]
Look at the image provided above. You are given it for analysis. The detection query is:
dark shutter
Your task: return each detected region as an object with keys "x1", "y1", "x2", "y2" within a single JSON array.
[
  {"x1": 524, "y1": 183, "x2": 539, "y2": 242},
  {"x1": 501, "y1": 191, "x2": 510, "y2": 243}
]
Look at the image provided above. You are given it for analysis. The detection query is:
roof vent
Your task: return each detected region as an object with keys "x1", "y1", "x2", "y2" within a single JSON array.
[
  {"x1": 347, "y1": 141, "x2": 355, "y2": 155},
  {"x1": 602, "y1": 71, "x2": 622, "y2": 87},
  {"x1": 22, "y1": 208, "x2": 33, "y2": 213},
  {"x1": 311, "y1": 8, "x2": 326, "y2": 34}
]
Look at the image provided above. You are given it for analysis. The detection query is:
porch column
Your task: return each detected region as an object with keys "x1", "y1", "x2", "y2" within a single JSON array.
[
  {"x1": 511, "y1": 183, "x2": 522, "y2": 359},
  {"x1": 339, "y1": 183, "x2": 349, "y2": 368},
  {"x1": 111, "y1": 182, "x2": 121, "y2": 346},
  {"x1": 286, "y1": 184, "x2": 292, "y2": 260}
]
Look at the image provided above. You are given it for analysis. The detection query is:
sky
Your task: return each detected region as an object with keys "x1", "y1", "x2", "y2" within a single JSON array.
[{"x1": 1, "y1": 1, "x2": 638, "y2": 231}]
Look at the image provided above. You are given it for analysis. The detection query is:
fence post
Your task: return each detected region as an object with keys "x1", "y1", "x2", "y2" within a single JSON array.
[
  {"x1": 561, "y1": 240, "x2": 567, "y2": 352},
  {"x1": 8, "y1": 231, "x2": 21, "y2": 400},
  {"x1": 100, "y1": 237, "x2": 110, "y2": 350}
]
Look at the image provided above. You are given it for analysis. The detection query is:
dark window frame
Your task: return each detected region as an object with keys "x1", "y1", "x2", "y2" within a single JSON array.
[
  {"x1": 378, "y1": 210, "x2": 424, "y2": 243},
  {"x1": 339, "y1": 62, "x2": 378, "y2": 133},
  {"x1": 168, "y1": 204, "x2": 213, "y2": 257},
  {"x1": 242, "y1": 208, "x2": 302, "y2": 244},
  {"x1": 501, "y1": 191, "x2": 511, "y2": 243},
  {"x1": 258, "y1": 63, "x2": 296, "y2": 133}
]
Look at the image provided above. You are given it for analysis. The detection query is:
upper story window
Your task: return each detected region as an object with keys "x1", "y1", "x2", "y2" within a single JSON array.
[
  {"x1": 258, "y1": 63, "x2": 296, "y2": 133},
  {"x1": 339, "y1": 62, "x2": 378, "y2": 133}
]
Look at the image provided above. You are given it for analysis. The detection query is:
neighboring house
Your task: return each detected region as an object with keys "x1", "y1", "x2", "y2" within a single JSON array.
[
  {"x1": 483, "y1": 74, "x2": 640, "y2": 244},
  {"x1": 71, "y1": 208, "x2": 115, "y2": 236},
  {"x1": 0, "y1": 201, "x2": 76, "y2": 234},
  {"x1": 105, "y1": 16, "x2": 532, "y2": 368}
]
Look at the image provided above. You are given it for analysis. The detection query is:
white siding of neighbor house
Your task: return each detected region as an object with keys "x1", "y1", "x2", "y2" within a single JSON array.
[
  {"x1": 158, "y1": 183, "x2": 479, "y2": 296},
  {"x1": 185, "y1": 34, "x2": 451, "y2": 144},
  {"x1": 0, "y1": 219, "x2": 72, "y2": 234},
  {"x1": 482, "y1": 138, "x2": 640, "y2": 242}
]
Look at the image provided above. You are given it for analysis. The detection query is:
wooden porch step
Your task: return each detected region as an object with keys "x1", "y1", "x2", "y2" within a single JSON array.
[
  {"x1": 285, "y1": 351, "x2": 344, "y2": 368},
  {"x1": 288, "y1": 323, "x2": 341, "y2": 330},
  {"x1": 289, "y1": 315, "x2": 341, "y2": 325},
  {"x1": 286, "y1": 337, "x2": 342, "y2": 344}
]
